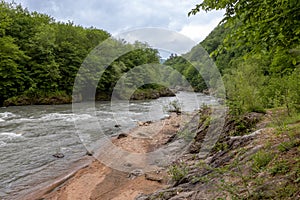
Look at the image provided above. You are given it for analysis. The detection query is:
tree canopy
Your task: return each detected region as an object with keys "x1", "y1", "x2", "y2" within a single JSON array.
[
  {"x1": 184, "y1": 0, "x2": 300, "y2": 115},
  {"x1": 0, "y1": 1, "x2": 162, "y2": 106},
  {"x1": 190, "y1": 0, "x2": 300, "y2": 49}
]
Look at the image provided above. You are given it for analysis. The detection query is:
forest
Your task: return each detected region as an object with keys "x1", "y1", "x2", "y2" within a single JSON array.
[
  {"x1": 166, "y1": 0, "x2": 300, "y2": 116},
  {"x1": 0, "y1": 1, "x2": 165, "y2": 106}
]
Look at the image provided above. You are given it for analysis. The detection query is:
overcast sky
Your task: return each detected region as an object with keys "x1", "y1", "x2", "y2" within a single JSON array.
[{"x1": 8, "y1": 0, "x2": 224, "y2": 43}]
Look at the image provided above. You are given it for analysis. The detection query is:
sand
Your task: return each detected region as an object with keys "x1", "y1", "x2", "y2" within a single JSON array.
[{"x1": 37, "y1": 112, "x2": 191, "y2": 200}]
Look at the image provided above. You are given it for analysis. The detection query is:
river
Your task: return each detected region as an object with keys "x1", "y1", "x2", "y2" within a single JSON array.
[{"x1": 0, "y1": 92, "x2": 217, "y2": 199}]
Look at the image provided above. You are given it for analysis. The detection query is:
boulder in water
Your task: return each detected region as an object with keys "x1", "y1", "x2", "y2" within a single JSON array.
[
  {"x1": 52, "y1": 152, "x2": 64, "y2": 158},
  {"x1": 86, "y1": 150, "x2": 94, "y2": 156}
]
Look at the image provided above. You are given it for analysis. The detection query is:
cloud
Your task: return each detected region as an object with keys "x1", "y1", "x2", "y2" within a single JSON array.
[
  {"x1": 179, "y1": 13, "x2": 224, "y2": 41},
  {"x1": 117, "y1": 28, "x2": 196, "y2": 54},
  {"x1": 8, "y1": 0, "x2": 224, "y2": 43}
]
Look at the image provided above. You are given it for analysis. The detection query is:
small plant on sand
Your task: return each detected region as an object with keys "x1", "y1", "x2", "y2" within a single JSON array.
[{"x1": 164, "y1": 100, "x2": 182, "y2": 114}]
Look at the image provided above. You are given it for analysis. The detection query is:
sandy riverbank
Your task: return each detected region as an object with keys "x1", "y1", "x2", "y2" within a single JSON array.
[{"x1": 33, "y1": 112, "x2": 192, "y2": 200}]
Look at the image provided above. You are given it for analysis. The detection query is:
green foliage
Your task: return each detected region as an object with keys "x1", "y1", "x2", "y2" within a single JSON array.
[
  {"x1": 189, "y1": 0, "x2": 300, "y2": 116},
  {"x1": 252, "y1": 150, "x2": 273, "y2": 173},
  {"x1": 190, "y1": 0, "x2": 300, "y2": 50},
  {"x1": 3, "y1": 90, "x2": 71, "y2": 106},
  {"x1": 164, "y1": 100, "x2": 181, "y2": 114},
  {"x1": 270, "y1": 160, "x2": 290, "y2": 175},
  {"x1": 164, "y1": 54, "x2": 207, "y2": 92},
  {"x1": 168, "y1": 162, "x2": 189, "y2": 182},
  {"x1": 0, "y1": 36, "x2": 29, "y2": 103},
  {"x1": 96, "y1": 44, "x2": 161, "y2": 100},
  {"x1": 222, "y1": 44, "x2": 299, "y2": 116},
  {"x1": 224, "y1": 55, "x2": 266, "y2": 115},
  {"x1": 269, "y1": 109, "x2": 300, "y2": 132},
  {"x1": 177, "y1": 130, "x2": 194, "y2": 142},
  {"x1": 0, "y1": 1, "x2": 162, "y2": 106},
  {"x1": 278, "y1": 140, "x2": 300, "y2": 152}
]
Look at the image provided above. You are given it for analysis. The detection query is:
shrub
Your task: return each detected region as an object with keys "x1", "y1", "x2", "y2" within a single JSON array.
[
  {"x1": 168, "y1": 162, "x2": 189, "y2": 182},
  {"x1": 252, "y1": 150, "x2": 273, "y2": 173}
]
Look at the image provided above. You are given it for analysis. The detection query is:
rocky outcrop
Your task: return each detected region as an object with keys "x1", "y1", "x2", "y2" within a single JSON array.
[{"x1": 135, "y1": 110, "x2": 266, "y2": 200}]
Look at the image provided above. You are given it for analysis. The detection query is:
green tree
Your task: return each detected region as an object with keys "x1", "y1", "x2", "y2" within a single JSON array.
[
  {"x1": 0, "y1": 1, "x2": 170, "y2": 106},
  {"x1": 0, "y1": 36, "x2": 28, "y2": 104},
  {"x1": 189, "y1": 0, "x2": 300, "y2": 50},
  {"x1": 190, "y1": 0, "x2": 300, "y2": 114}
]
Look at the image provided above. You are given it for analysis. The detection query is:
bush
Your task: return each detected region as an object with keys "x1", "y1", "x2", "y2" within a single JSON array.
[
  {"x1": 168, "y1": 162, "x2": 189, "y2": 182},
  {"x1": 164, "y1": 100, "x2": 182, "y2": 114},
  {"x1": 252, "y1": 150, "x2": 273, "y2": 173}
]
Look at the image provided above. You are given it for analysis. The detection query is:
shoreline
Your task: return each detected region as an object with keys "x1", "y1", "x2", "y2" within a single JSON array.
[
  {"x1": 32, "y1": 112, "x2": 194, "y2": 200},
  {"x1": 3, "y1": 88, "x2": 176, "y2": 107},
  {"x1": 22, "y1": 157, "x2": 94, "y2": 200}
]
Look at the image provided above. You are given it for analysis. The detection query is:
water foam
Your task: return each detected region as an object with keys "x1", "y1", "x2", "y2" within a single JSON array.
[
  {"x1": 0, "y1": 132, "x2": 23, "y2": 138},
  {"x1": 0, "y1": 141, "x2": 6, "y2": 147},
  {"x1": 39, "y1": 113, "x2": 93, "y2": 122},
  {"x1": 0, "y1": 112, "x2": 17, "y2": 119}
]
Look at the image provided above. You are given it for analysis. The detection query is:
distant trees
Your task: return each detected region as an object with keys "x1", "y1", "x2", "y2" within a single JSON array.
[{"x1": 164, "y1": 55, "x2": 206, "y2": 92}]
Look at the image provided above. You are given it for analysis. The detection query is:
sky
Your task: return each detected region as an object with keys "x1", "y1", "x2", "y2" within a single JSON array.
[{"x1": 8, "y1": 0, "x2": 224, "y2": 43}]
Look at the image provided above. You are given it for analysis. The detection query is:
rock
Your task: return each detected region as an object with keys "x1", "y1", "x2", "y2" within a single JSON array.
[
  {"x1": 86, "y1": 150, "x2": 94, "y2": 156},
  {"x1": 52, "y1": 152, "x2": 64, "y2": 158},
  {"x1": 229, "y1": 128, "x2": 264, "y2": 140},
  {"x1": 137, "y1": 122, "x2": 144, "y2": 126},
  {"x1": 117, "y1": 133, "x2": 128, "y2": 139},
  {"x1": 169, "y1": 191, "x2": 195, "y2": 200},
  {"x1": 137, "y1": 121, "x2": 152, "y2": 126},
  {"x1": 145, "y1": 172, "x2": 163, "y2": 183},
  {"x1": 164, "y1": 134, "x2": 177, "y2": 144},
  {"x1": 124, "y1": 163, "x2": 132, "y2": 167},
  {"x1": 223, "y1": 112, "x2": 264, "y2": 137},
  {"x1": 135, "y1": 111, "x2": 269, "y2": 200},
  {"x1": 135, "y1": 187, "x2": 189, "y2": 200},
  {"x1": 128, "y1": 169, "x2": 144, "y2": 179},
  {"x1": 173, "y1": 123, "x2": 180, "y2": 128},
  {"x1": 202, "y1": 89, "x2": 210, "y2": 95},
  {"x1": 161, "y1": 115, "x2": 171, "y2": 120}
]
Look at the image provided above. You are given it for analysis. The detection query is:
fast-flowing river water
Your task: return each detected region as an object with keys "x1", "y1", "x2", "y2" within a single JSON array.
[{"x1": 0, "y1": 92, "x2": 217, "y2": 199}]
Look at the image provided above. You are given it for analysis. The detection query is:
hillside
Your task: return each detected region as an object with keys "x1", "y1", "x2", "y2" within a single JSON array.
[{"x1": 136, "y1": 108, "x2": 300, "y2": 199}]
